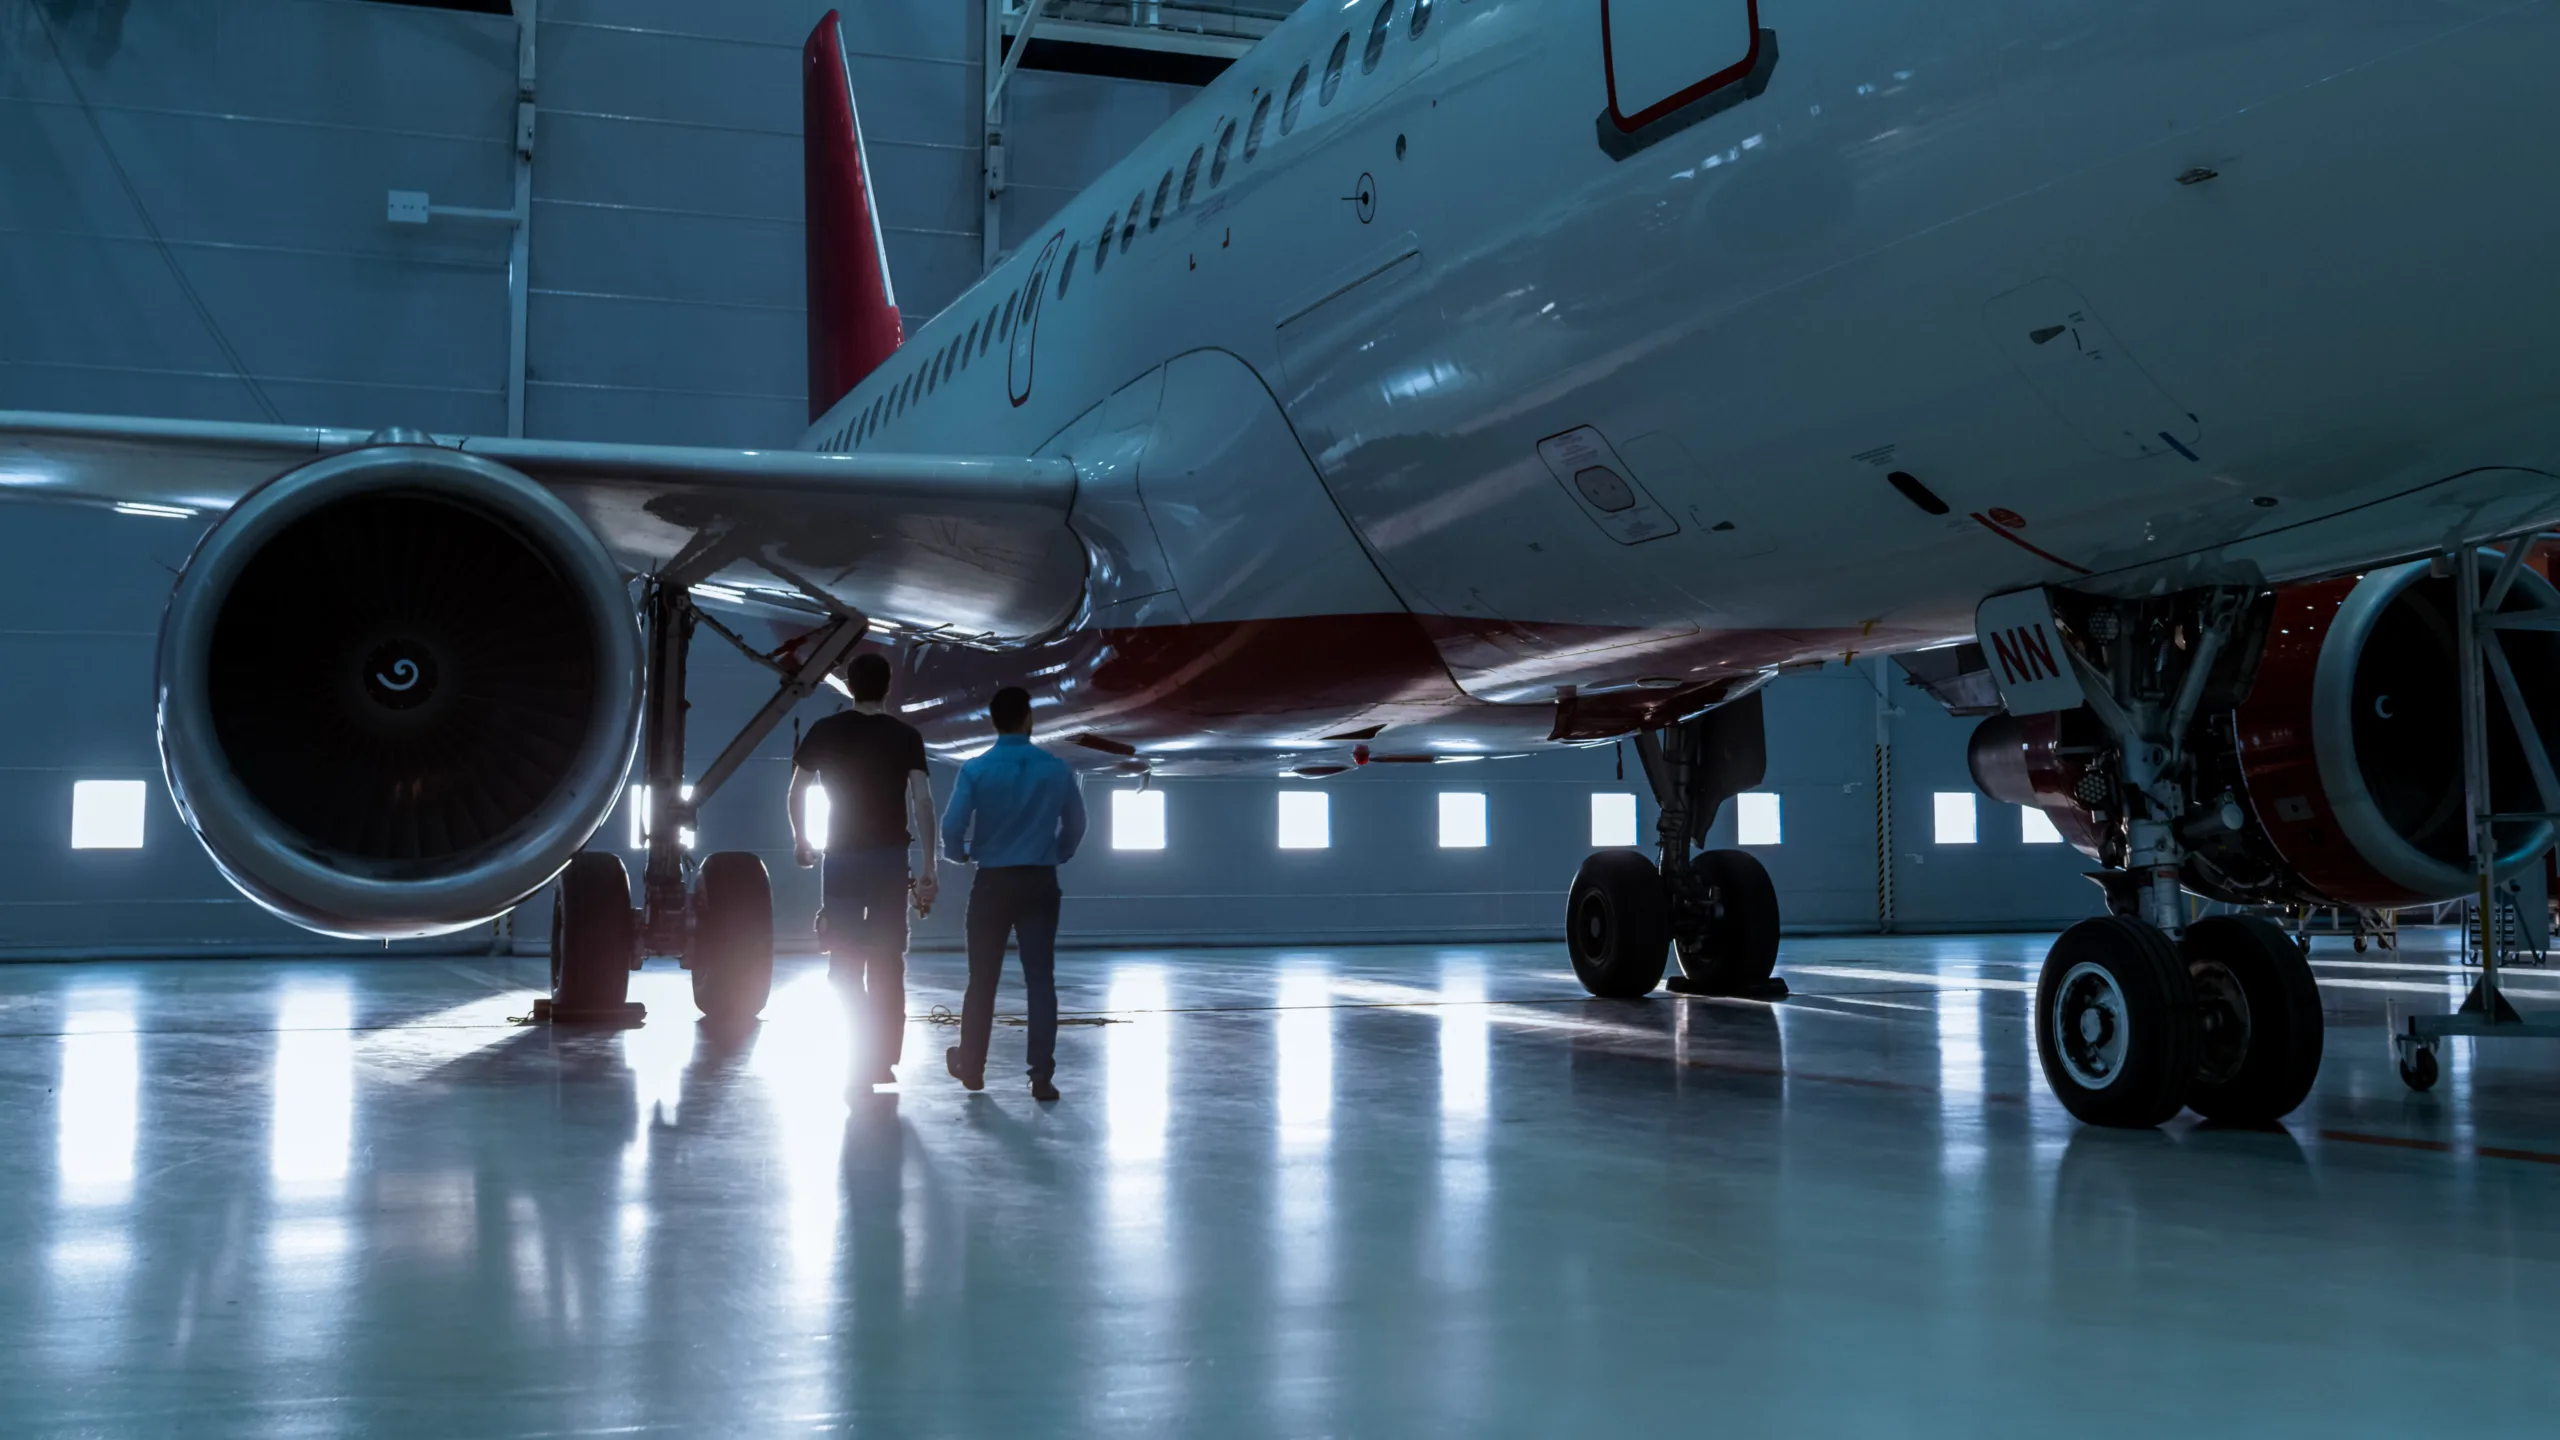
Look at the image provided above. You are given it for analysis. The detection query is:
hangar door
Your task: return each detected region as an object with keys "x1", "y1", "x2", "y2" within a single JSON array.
[{"x1": 1598, "y1": 1, "x2": 1769, "y2": 141}]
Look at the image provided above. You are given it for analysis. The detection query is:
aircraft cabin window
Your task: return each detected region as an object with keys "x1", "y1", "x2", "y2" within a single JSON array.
[
  {"x1": 1179, "y1": 146, "x2": 1202, "y2": 209},
  {"x1": 1123, "y1": 195, "x2": 1142, "y2": 251},
  {"x1": 1211, "y1": 119, "x2": 1235, "y2": 185},
  {"x1": 1321, "y1": 34, "x2": 1349, "y2": 105},
  {"x1": 965, "y1": 319, "x2": 981, "y2": 360},
  {"x1": 1002, "y1": 291, "x2": 1018, "y2": 339},
  {"x1": 1058, "y1": 243, "x2": 1078, "y2": 298},
  {"x1": 1149, "y1": 172, "x2": 1171, "y2": 231},
  {"x1": 1413, "y1": 0, "x2": 1434, "y2": 38},
  {"x1": 1246, "y1": 93, "x2": 1271, "y2": 158},
  {"x1": 1363, "y1": 0, "x2": 1394, "y2": 74},
  {"x1": 981, "y1": 306, "x2": 999, "y2": 354},
  {"x1": 1282, "y1": 65, "x2": 1308, "y2": 134},
  {"x1": 1096, "y1": 213, "x2": 1113, "y2": 269}
]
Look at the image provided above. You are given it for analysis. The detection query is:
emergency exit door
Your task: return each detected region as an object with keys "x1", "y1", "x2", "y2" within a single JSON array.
[{"x1": 1597, "y1": 0, "x2": 1774, "y2": 154}]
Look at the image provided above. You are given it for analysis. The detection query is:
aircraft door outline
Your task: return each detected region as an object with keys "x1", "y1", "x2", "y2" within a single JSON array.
[
  {"x1": 1008, "y1": 231, "x2": 1064, "y2": 408},
  {"x1": 1595, "y1": 0, "x2": 1780, "y2": 160}
]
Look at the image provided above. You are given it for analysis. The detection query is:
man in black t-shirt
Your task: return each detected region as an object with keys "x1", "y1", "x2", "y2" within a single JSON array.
[{"x1": 789, "y1": 652, "x2": 938, "y2": 1089}]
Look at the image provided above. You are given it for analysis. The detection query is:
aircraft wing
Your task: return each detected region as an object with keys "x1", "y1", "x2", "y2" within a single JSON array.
[{"x1": 0, "y1": 410, "x2": 1086, "y2": 644}]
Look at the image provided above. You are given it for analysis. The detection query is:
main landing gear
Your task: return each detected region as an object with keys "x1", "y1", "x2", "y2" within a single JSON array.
[
  {"x1": 1568, "y1": 692, "x2": 1786, "y2": 1000},
  {"x1": 538, "y1": 581, "x2": 867, "y2": 1027},
  {"x1": 2029, "y1": 587, "x2": 2325, "y2": 1127}
]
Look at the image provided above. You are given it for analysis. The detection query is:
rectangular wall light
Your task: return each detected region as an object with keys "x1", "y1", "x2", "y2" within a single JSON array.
[
  {"x1": 1591, "y1": 792, "x2": 1637, "y2": 847},
  {"x1": 2022, "y1": 805, "x2": 2064, "y2": 844},
  {"x1": 801, "y1": 785, "x2": 833, "y2": 853},
  {"x1": 1934, "y1": 791, "x2": 1978, "y2": 845},
  {"x1": 1735, "y1": 791, "x2": 1782, "y2": 846},
  {"x1": 628, "y1": 784, "x2": 696, "y2": 851},
  {"x1": 70, "y1": 780, "x2": 147, "y2": 850},
  {"x1": 1112, "y1": 789, "x2": 1166, "y2": 850},
  {"x1": 1277, "y1": 791, "x2": 1330, "y2": 849},
  {"x1": 1439, "y1": 792, "x2": 1487, "y2": 848}
]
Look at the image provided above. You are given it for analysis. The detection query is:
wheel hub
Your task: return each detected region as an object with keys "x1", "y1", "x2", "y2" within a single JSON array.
[
  {"x1": 2188, "y1": 959, "x2": 2253, "y2": 1087},
  {"x1": 2053, "y1": 960, "x2": 2132, "y2": 1089},
  {"x1": 1577, "y1": 894, "x2": 1609, "y2": 951}
]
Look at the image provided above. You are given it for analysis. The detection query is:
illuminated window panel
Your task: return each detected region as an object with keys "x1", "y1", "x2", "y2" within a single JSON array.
[
  {"x1": 2022, "y1": 806, "x2": 2065, "y2": 845},
  {"x1": 1113, "y1": 789, "x2": 1167, "y2": 850},
  {"x1": 1934, "y1": 791, "x2": 1978, "y2": 845},
  {"x1": 1590, "y1": 792, "x2": 1638, "y2": 847},
  {"x1": 1278, "y1": 791, "x2": 1330, "y2": 850},
  {"x1": 1735, "y1": 791, "x2": 1782, "y2": 846},
  {"x1": 628, "y1": 784, "x2": 696, "y2": 851},
  {"x1": 1439, "y1": 792, "x2": 1488, "y2": 849},
  {"x1": 803, "y1": 786, "x2": 833, "y2": 853},
  {"x1": 70, "y1": 780, "x2": 147, "y2": 850}
]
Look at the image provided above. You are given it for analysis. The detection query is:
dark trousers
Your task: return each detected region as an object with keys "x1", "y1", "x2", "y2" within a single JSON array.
[
  {"x1": 822, "y1": 846, "x2": 910, "y2": 1073},
  {"x1": 959, "y1": 865, "x2": 1061, "y2": 1081}
]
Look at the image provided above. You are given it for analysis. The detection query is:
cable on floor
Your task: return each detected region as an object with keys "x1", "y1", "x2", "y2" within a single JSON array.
[{"x1": 922, "y1": 1004, "x2": 1121, "y2": 1029}]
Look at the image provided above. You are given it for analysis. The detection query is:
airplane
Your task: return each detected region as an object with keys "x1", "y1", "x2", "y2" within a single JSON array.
[{"x1": 5, "y1": 0, "x2": 2559, "y2": 1129}]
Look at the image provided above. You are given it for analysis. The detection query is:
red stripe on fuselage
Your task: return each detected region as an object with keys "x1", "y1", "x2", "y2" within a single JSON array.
[{"x1": 867, "y1": 613, "x2": 1939, "y2": 769}]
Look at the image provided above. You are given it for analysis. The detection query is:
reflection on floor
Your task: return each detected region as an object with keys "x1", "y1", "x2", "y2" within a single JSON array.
[{"x1": 6, "y1": 930, "x2": 2560, "y2": 1435}]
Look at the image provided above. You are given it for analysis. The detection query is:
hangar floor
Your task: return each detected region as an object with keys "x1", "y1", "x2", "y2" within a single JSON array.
[{"x1": 5, "y1": 933, "x2": 2558, "y2": 1436}]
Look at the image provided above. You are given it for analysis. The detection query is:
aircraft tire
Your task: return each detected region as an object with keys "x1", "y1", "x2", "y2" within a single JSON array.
[
  {"x1": 691, "y1": 850, "x2": 775, "y2": 1024},
  {"x1": 1568, "y1": 850, "x2": 1670, "y2": 998},
  {"x1": 1676, "y1": 848, "x2": 1781, "y2": 990},
  {"x1": 2035, "y1": 915, "x2": 2200, "y2": 1128},
  {"x1": 552, "y1": 852, "x2": 635, "y2": 1015},
  {"x1": 2181, "y1": 915, "x2": 2324, "y2": 1124}
]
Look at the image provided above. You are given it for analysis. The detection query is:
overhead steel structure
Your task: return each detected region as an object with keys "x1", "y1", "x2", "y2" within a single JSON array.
[{"x1": 980, "y1": 0, "x2": 1296, "y2": 272}]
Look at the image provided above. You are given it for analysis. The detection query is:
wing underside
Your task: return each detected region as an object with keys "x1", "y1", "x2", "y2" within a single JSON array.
[{"x1": 0, "y1": 411, "x2": 1086, "y2": 644}]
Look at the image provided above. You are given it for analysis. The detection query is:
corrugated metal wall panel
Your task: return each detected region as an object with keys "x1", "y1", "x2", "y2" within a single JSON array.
[{"x1": 0, "y1": 0, "x2": 2100, "y2": 957}]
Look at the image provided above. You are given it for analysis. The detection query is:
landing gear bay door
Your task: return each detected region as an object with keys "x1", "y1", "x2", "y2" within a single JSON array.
[{"x1": 1975, "y1": 588, "x2": 2086, "y2": 716}]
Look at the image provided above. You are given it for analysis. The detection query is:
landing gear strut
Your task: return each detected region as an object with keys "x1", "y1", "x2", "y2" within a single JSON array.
[
  {"x1": 1567, "y1": 692, "x2": 1786, "y2": 1000},
  {"x1": 540, "y1": 580, "x2": 865, "y2": 1026},
  {"x1": 2023, "y1": 585, "x2": 2326, "y2": 1126}
]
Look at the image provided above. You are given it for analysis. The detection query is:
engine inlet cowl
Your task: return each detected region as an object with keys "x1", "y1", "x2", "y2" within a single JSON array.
[
  {"x1": 2234, "y1": 559, "x2": 2560, "y2": 905},
  {"x1": 157, "y1": 444, "x2": 642, "y2": 938}
]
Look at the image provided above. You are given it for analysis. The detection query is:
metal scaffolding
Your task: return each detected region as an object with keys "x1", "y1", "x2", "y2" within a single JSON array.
[
  {"x1": 981, "y1": 0, "x2": 1293, "y2": 272},
  {"x1": 2393, "y1": 531, "x2": 2560, "y2": 1090}
]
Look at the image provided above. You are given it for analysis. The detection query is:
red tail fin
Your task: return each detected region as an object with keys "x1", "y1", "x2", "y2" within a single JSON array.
[{"x1": 803, "y1": 11, "x2": 903, "y2": 424}]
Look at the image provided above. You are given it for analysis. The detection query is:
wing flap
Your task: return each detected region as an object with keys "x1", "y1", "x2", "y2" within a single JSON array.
[{"x1": 0, "y1": 411, "x2": 1085, "y2": 644}]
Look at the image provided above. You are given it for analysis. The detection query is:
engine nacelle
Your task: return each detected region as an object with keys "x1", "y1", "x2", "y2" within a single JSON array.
[
  {"x1": 2218, "y1": 559, "x2": 2560, "y2": 905},
  {"x1": 157, "y1": 444, "x2": 642, "y2": 938},
  {"x1": 1975, "y1": 560, "x2": 2560, "y2": 909}
]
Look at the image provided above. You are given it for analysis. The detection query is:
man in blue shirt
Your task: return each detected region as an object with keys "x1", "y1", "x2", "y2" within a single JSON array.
[{"x1": 940, "y1": 685, "x2": 1087, "y2": 1101}]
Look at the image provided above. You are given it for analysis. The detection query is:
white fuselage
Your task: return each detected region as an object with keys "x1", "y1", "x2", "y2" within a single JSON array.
[{"x1": 804, "y1": 0, "x2": 2560, "y2": 757}]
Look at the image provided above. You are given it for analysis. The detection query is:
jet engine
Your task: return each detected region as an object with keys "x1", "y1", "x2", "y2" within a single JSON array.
[
  {"x1": 1972, "y1": 560, "x2": 2560, "y2": 909},
  {"x1": 157, "y1": 443, "x2": 642, "y2": 938}
]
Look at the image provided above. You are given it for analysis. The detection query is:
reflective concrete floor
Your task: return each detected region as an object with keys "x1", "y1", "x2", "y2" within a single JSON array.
[{"x1": 7, "y1": 932, "x2": 2560, "y2": 1437}]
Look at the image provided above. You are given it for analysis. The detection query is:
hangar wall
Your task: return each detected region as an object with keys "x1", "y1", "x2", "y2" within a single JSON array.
[{"x1": 0, "y1": 0, "x2": 2102, "y2": 957}]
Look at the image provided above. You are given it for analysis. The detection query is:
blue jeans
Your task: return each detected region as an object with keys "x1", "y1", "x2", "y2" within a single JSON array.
[{"x1": 821, "y1": 845, "x2": 909, "y2": 1072}]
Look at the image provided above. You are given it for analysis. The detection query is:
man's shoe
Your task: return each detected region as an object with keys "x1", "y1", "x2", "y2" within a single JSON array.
[
  {"x1": 946, "y1": 1046, "x2": 984, "y2": 1092},
  {"x1": 1031, "y1": 1077, "x2": 1061, "y2": 1103}
]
